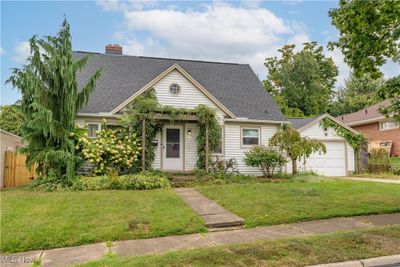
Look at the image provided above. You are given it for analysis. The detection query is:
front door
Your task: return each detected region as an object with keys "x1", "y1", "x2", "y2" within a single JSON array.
[{"x1": 162, "y1": 125, "x2": 184, "y2": 171}]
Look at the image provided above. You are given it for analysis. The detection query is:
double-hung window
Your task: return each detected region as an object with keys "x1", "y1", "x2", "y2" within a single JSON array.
[
  {"x1": 241, "y1": 128, "x2": 260, "y2": 146},
  {"x1": 87, "y1": 123, "x2": 101, "y2": 138}
]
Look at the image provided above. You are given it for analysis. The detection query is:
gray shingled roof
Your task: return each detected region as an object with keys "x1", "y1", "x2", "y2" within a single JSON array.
[
  {"x1": 74, "y1": 52, "x2": 285, "y2": 121},
  {"x1": 287, "y1": 115, "x2": 322, "y2": 129}
]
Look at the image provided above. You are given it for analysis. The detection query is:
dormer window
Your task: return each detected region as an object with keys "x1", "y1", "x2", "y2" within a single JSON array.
[{"x1": 169, "y1": 83, "x2": 180, "y2": 95}]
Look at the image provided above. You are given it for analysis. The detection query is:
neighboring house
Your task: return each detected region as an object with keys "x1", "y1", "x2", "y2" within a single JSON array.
[
  {"x1": 337, "y1": 100, "x2": 400, "y2": 156},
  {"x1": 287, "y1": 114, "x2": 356, "y2": 176},
  {"x1": 0, "y1": 129, "x2": 22, "y2": 188},
  {"x1": 75, "y1": 44, "x2": 356, "y2": 176}
]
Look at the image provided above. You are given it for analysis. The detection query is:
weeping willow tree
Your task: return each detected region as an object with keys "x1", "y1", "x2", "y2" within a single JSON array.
[{"x1": 6, "y1": 19, "x2": 101, "y2": 182}]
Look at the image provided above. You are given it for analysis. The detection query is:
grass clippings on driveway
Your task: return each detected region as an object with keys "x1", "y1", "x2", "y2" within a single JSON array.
[
  {"x1": 81, "y1": 225, "x2": 400, "y2": 267},
  {"x1": 1, "y1": 189, "x2": 206, "y2": 253},
  {"x1": 197, "y1": 180, "x2": 400, "y2": 227}
]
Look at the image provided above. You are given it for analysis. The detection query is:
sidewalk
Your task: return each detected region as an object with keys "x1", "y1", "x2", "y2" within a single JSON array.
[
  {"x1": 308, "y1": 254, "x2": 400, "y2": 267},
  {"x1": 1, "y1": 213, "x2": 399, "y2": 267},
  {"x1": 174, "y1": 188, "x2": 244, "y2": 228}
]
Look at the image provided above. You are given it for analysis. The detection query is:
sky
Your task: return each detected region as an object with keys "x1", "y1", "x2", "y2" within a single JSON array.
[{"x1": 1, "y1": 0, "x2": 398, "y2": 105}]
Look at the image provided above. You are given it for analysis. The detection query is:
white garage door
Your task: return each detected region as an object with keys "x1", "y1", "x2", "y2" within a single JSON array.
[{"x1": 304, "y1": 141, "x2": 346, "y2": 176}]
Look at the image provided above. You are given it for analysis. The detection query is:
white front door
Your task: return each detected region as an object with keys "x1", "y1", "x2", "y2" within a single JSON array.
[{"x1": 162, "y1": 125, "x2": 184, "y2": 171}]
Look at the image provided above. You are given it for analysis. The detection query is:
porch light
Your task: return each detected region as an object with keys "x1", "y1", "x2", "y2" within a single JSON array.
[{"x1": 187, "y1": 129, "x2": 192, "y2": 135}]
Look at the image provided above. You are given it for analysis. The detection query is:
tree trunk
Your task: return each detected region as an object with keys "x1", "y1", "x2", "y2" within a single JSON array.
[
  {"x1": 141, "y1": 119, "x2": 146, "y2": 172},
  {"x1": 292, "y1": 159, "x2": 297, "y2": 175},
  {"x1": 205, "y1": 124, "x2": 209, "y2": 173}
]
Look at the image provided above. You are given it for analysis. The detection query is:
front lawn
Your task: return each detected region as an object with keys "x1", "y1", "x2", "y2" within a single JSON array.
[
  {"x1": 82, "y1": 225, "x2": 400, "y2": 267},
  {"x1": 0, "y1": 189, "x2": 206, "y2": 253},
  {"x1": 197, "y1": 180, "x2": 400, "y2": 227}
]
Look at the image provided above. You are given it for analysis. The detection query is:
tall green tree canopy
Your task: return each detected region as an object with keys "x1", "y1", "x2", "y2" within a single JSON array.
[
  {"x1": 265, "y1": 42, "x2": 338, "y2": 117},
  {"x1": 329, "y1": 74, "x2": 383, "y2": 116},
  {"x1": 329, "y1": 0, "x2": 400, "y2": 78},
  {"x1": 6, "y1": 19, "x2": 101, "y2": 181},
  {"x1": 0, "y1": 105, "x2": 23, "y2": 136},
  {"x1": 377, "y1": 75, "x2": 400, "y2": 121}
]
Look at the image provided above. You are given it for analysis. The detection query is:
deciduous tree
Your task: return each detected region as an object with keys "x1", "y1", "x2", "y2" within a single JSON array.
[
  {"x1": 265, "y1": 42, "x2": 338, "y2": 117},
  {"x1": 329, "y1": 0, "x2": 400, "y2": 78}
]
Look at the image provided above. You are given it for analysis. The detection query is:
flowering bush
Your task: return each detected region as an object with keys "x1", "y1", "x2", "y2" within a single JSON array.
[{"x1": 76, "y1": 127, "x2": 141, "y2": 175}]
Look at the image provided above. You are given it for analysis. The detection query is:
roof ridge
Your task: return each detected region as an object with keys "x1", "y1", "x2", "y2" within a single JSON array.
[{"x1": 73, "y1": 50, "x2": 241, "y2": 65}]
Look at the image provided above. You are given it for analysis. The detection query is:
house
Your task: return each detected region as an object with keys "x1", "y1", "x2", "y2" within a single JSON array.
[
  {"x1": 75, "y1": 44, "x2": 356, "y2": 176},
  {"x1": 287, "y1": 114, "x2": 356, "y2": 176},
  {"x1": 337, "y1": 100, "x2": 400, "y2": 156},
  {"x1": 0, "y1": 129, "x2": 23, "y2": 188}
]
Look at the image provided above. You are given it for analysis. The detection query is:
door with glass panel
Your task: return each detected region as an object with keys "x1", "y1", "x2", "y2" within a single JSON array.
[{"x1": 162, "y1": 125, "x2": 183, "y2": 171}]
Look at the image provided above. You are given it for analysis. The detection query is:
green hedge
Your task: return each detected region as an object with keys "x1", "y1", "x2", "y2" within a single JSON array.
[{"x1": 71, "y1": 173, "x2": 171, "y2": 191}]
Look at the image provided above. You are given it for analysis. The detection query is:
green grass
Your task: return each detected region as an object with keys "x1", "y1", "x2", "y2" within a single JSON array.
[
  {"x1": 197, "y1": 180, "x2": 400, "y2": 227},
  {"x1": 0, "y1": 189, "x2": 206, "y2": 253},
  {"x1": 350, "y1": 172, "x2": 400, "y2": 179},
  {"x1": 81, "y1": 225, "x2": 400, "y2": 267},
  {"x1": 390, "y1": 157, "x2": 400, "y2": 165}
]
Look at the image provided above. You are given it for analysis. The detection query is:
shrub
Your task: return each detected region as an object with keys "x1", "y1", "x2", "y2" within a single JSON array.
[
  {"x1": 368, "y1": 148, "x2": 391, "y2": 173},
  {"x1": 76, "y1": 127, "x2": 141, "y2": 175},
  {"x1": 244, "y1": 146, "x2": 287, "y2": 178},
  {"x1": 71, "y1": 173, "x2": 171, "y2": 191}
]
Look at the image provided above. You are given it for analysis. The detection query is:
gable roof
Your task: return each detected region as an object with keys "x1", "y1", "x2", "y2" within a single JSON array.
[
  {"x1": 74, "y1": 52, "x2": 285, "y2": 121},
  {"x1": 336, "y1": 100, "x2": 390, "y2": 126},
  {"x1": 288, "y1": 115, "x2": 323, "y2": 130},
  {"x1": 288, "y1": 114, "x2": 359, "y2": 135}
]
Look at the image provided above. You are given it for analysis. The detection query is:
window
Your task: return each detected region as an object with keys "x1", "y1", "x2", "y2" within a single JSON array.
[
  {"x1": 87, "y1": 123, "x2": 100, "y2": 138},
  {"x1": 379, "y1": 120, "x2": 399, "y2": 131},
  {"x1": 213, "y1": 128, "x2": 224, "y2": 155},
  {"x1": 242, "y1": 128, "x2": 260, "y2": 146},
  {"x1": 169, "y1": 83, "x2": 180, "y2": 95}
]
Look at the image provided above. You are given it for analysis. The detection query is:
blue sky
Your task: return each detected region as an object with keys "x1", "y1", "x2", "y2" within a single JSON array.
[{"x1": 1, "y1": 1, "x2": 397, "y2": 105}]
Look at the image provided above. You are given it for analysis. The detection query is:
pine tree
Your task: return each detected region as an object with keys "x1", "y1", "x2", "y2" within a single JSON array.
[{"x1": 6, "y1": 19, "x2": 101, "y2": 182}]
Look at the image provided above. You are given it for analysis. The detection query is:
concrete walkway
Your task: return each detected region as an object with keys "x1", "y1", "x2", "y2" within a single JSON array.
[
  {"x1": 308, "y1": 254, "x2": 400, "y2": 267},
  {"x1": 173, "y1": 188, "x2": 245, "y2": 228},
  {"x1": 339, "y1": 177, "x2": 400, "y2": 184},
  {"x1": 2, "y1": 213, "x2": 399, "y2": 267}
]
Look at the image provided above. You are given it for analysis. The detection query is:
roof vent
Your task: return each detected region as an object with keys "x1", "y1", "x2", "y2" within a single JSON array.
[{"x1": 105, "y1": 44, "x2": 122, "y2": 55}]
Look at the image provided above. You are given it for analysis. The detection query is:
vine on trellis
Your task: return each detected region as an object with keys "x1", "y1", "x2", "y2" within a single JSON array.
[
  {"x1": 320, "y1": 118, "x2": 366, "y2": 173},
  {"x1": 122, "y1": 89, "x2": 221, "y2": 171}
]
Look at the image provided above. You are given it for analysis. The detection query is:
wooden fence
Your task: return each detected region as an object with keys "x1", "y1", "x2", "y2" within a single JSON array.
[{"x1": 3, "y1": 151, "x2": 35, "y2": 188}]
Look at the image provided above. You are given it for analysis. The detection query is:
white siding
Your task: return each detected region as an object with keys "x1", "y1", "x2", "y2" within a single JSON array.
[
  {"x1": 151, "y1": 131, "x2": 161, "y2": 169},
  {"x1": 224, "y1": 123, "x2": 279, "y2": 175},
  {"x1": 153, "y1": 70, "x2": 226, "y2": 121},
  {"x1": 300, "y1": 122, "x2": 343, "y2": 140},
  {"x1": 347, "y1": 144, "x2": 355, "y2": 172},
  {"x1": 184, "y1": 123, "x2": 199, "y2": 171}
]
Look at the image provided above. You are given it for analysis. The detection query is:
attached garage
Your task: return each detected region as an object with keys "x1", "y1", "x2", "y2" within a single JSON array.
[{"x1": 287, "y1": 114, "x2": 356, "y2": 177}]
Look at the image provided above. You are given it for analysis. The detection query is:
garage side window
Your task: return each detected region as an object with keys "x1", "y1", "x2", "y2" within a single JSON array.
[
  {"x1": 242, "y1": 128, "x2": 260, "y2": 146},
  {"x1": 87, "y1": 123, "x2": 100, "y2": 138}
]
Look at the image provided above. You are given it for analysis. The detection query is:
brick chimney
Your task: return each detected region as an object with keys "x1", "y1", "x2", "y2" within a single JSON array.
[{"x1": 105, "y1": 44, "x2": 122, "y2": 55}]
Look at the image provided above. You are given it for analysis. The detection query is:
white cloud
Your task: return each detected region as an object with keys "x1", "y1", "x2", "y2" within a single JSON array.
[
  {"x1": 0, "y1": 47, "x2": 5, "y2": 55},
  {"x1": 13, "y1": 41, "x2": 30, "y2": 64},
  {"x1": 98, "y1": 1, "x2": 311, "y2": 77}
]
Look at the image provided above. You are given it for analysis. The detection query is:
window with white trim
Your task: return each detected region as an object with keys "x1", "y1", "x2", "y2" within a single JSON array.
[
  {"x1": 379, "y1": 120, "x2": 399, "y2": 131},
  {"x1": 242, "y1": 128, "x2": 260, "y2": 146},
  {"x1": 87, "y1": 123, "x2": 100, "y2": 138},
  {"x1": 213, "y1": 128, "x2": 224, "y2": 155}
]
